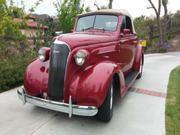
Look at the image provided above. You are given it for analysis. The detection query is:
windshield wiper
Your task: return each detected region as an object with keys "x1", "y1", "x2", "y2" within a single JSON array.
[
  {"x1": 82, "y1": 27, "x2": 93, "y2": 31},
  {"x1": 94, "y1": 28, "x2": 106, "y2": 31},
  {"x1": 82, "y1": 27, "x2": 106, "y2": 32}
]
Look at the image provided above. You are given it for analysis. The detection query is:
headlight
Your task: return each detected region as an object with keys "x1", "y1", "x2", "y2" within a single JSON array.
[
  {"x1": 38, "y1": 47, "x2": 50, "y2": 62},
  {"x1": 74, "y1": 50, "x2": 87, "y2": 66}
]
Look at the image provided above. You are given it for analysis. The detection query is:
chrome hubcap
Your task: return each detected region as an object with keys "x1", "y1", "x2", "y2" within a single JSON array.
[{"x1": 110, "y1": 85, "x2": 113, "y2": 110}]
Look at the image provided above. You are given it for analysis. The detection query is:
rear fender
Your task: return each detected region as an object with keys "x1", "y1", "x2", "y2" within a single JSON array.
[
  {"x1": 133, "y1": 45, "x2": 143, "y2": 71},
  {"x1": 67, "y1": 62, "x2": 122, "y2": 107}
]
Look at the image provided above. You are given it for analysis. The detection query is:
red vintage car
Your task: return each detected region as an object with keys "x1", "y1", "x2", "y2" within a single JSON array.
[{"x1": 17, "y1": 9, "x2": 144, "y2": 122}]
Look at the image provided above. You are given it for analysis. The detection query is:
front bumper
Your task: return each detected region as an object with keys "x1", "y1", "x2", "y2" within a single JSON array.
[{"x1": 17, "y1": 88, "x2": 98, "y2": 117}]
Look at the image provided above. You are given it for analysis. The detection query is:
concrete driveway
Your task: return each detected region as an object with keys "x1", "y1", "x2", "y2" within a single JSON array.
[{"x1": 0, "y1": 52, "x2": 180, "y2": 135}]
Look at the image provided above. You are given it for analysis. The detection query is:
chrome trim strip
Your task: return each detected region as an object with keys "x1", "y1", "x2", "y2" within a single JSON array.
[
  {"x1": 54, "y1": 39, "x2": 71, "y2": 51},
  {"x1": 17, "y1": 88, "x2": 98, "y2": 117},
  {"x1": 54, "y1": 40, "x2": 67, "y2": 45}
]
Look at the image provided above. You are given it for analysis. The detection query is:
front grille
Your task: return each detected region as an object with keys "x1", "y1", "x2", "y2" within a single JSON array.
[{"x1": 48, "y1": 44, "x2": 69, "y2": 101}]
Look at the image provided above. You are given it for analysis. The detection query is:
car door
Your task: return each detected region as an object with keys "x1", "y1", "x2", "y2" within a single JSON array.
[{"x1": 119, "y1": 16, "x2": 137, "y2": 74}]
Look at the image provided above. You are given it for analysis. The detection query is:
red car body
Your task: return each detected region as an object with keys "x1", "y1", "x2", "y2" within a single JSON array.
[{"x1": 18, "y1": 9, "x2": 144, "y2": 121}]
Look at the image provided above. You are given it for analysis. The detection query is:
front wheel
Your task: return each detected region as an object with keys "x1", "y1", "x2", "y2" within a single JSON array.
[
  {"x1": 96, "y1": 80, "x2": 114, "y2": 122},
  {"x1": 137, "y1": 55, "x2": 144, "y2": 79}
]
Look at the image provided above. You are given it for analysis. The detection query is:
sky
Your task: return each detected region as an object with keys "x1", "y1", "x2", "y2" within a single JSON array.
[{"x1": 13, "y1": 0, "x2": 180, "y2": 18}]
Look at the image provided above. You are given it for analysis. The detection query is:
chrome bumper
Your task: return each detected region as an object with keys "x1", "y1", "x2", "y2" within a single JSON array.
[{"x1": 17, "y1": 88, "x2": 98, "y2": 117}]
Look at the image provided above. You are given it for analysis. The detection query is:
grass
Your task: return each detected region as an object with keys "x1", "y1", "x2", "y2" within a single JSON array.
[{"x1": 166, "y1": 66, "x2": 180, "y2": 135}]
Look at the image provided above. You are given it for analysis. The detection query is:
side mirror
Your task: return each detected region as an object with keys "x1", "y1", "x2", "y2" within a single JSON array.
[{"x1": 123, "y1": 28, "x2": 131, "y2": 35}]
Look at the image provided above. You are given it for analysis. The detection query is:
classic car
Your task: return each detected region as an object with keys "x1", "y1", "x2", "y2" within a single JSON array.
[{"x1": 17, "y1": 9, "x2": 144, "y2": 122}]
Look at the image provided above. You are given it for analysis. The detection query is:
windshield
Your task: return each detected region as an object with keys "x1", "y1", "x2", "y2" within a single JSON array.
[{"x1": 76, "y1": 15, "x2": 118, "y2": 32}]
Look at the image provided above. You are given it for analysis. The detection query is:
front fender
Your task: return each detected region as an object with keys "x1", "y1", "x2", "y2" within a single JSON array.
[
  {"x1": 24, "y1": 59, "x2": 48, "y2": 96},
  {"x1": 67, "y1": 62, "x2": 118, "y2": 107}
]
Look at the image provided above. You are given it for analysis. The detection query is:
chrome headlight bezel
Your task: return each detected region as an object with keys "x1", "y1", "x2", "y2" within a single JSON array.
[
  {"x1": 74, "y1": 50, "x2": 87, "y2": 66},
  {"x1": 38, "y1": 49, "x2": 45, "y2": 62},
  {"x1": 38, "y1": 47, "x2": 50, "y2": 62}
]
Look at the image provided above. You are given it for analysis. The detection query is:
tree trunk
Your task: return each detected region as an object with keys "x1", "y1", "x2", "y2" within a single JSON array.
[
  {"x1": 157, "y1": 16, "x2": 163, "y2": 45},
  {"x1": 162, "y1": 0, "x2": 168, "y2": 43},
  {"x1": 108, "y1": 0, "x2": 113, "y2": 9},
  {"x1": 148, "y1": 0, "x2": 165, "y2": 47}
]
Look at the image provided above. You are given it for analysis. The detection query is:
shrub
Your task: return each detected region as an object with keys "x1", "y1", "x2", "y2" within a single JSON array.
[{"x1": 0, "y1": 50, "x2": 36, "y2": 92}]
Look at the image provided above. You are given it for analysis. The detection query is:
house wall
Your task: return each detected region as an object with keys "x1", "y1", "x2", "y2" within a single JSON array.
[
  {"x1": 20, "y1": 29, "x2": 45, "y2": 46},
  {"x1": 21, "y1": 29, "x2": 37, "y2": 38}
]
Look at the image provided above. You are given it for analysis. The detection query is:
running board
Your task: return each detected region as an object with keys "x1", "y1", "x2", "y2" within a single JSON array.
[{"x1": 125, "y1": 71, "x2": 139, "y2": 86}]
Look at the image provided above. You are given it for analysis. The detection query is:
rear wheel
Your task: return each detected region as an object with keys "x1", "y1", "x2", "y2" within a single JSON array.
[{"x1": 96, "y1": 80, "x2": 114, "y2": 122}]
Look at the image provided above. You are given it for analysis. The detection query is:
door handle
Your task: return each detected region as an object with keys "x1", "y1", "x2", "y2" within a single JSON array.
[
  {"x1": 133, "y1": 41, "x2": 138, "y2": 44},
  {"x1": 120, "y1": 40, "x2": 126, "y2": 44}
]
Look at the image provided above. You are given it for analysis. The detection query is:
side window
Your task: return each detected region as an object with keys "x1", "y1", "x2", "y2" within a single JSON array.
[
  {"x1": 120, "y1": 16, "x2": 133, "y2": 34},
  {"x1": 120, "y1": 16, "x2": 126, "y2": 32},
  {"x1": 125, "y1": 16, "x2": 133, "y2": 34}
]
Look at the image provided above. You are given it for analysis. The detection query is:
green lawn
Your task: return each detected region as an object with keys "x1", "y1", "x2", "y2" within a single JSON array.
[{"x1": 166, "y1": 66, "x2": 180, "y2": 135}]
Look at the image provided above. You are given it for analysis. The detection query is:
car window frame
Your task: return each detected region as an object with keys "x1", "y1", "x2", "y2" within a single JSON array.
[{"x1": 75, "y1": 14, "x2": 119, "y2": 32}]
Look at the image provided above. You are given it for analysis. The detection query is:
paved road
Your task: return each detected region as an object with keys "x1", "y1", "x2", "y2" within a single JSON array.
[{"x1": 0, "y1": 52, "x2": 180, "y2": 135}]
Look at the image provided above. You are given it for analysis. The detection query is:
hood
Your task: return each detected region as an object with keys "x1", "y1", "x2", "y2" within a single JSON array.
[{"x1": 55, "y1": 32, "x2": 118, "y2": 49}]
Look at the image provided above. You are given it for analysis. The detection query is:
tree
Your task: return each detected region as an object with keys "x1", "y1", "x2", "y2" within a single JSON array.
[
  {"x1": 0, "y1": 0, "x2": 38, "y2": 91},
  {"x1": 108, "y1": 0, "x2": 113, "y2": 9},
  {"x1": 134, "y1": 16, "x2": 146, "y2": 39},
  {"x1": 0, "y1": 0, "x2": 27, "y2": 57},
  {"x1": 162, "y1": 0, "x2": 168, "y2": 42},
  {"x1": 0, "y1": 0, "x2": 8, "y2": 17},
  {"x1": 54, "y1": 0, "x2": 87, "y2": 33},
  {"x1": 147, "y1": 0, "x2": 169, "y2": 48},
  {"x1": 29, "y1": 0, "x2": 43, "y2": 13},
  {"x1": 9, "y1": 6, "x2": 25, "y2": 18},
  {"x1": 0, "y1": 0, "x2": 26, "y2": 43},
  {"x1": 162, "y1": 0, "x2": 168, "y2": 17},
  {"x1": 147, "y1": 0, "x2": 163, "y2": 46},
  {"x1": 94, "y1": 1, "x2": 109, "y2": 10},
  {"x1": 94, "y1": 2, "x2": 100, "y2": 10}
]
